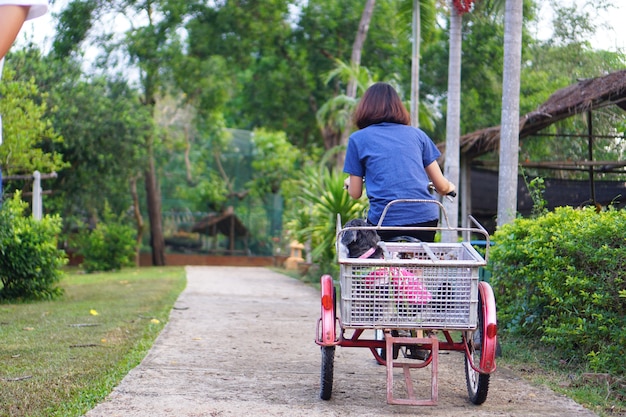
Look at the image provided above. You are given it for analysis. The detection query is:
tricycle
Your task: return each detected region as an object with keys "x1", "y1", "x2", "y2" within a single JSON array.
[{"x1": 315, "y1": 199, "x2": 497, "y2": 405}]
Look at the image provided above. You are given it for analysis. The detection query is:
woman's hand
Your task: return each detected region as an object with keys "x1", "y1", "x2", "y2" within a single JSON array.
[
  {"x1": 446, "y1": 181, "x2": 456, "y2": 196},
  {"x1": 425, "y1": 161, "x2": 456, "y2": 196}
]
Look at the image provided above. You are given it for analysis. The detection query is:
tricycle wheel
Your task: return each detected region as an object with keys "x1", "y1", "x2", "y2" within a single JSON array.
[
  {"x1": 464, "y1": 289, "x2": 490, "y2": 404},
  {"x1": 320, "y1": 346, "x2": 335, "y2": 400}
]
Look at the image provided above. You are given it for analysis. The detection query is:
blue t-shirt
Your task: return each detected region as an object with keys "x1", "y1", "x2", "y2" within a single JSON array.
[{"x1": 343, "y1": 122, "x2": 441, "y2": 225}]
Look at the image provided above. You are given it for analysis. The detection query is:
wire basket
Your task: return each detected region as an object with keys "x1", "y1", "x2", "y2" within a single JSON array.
[{"x1": 339, "y1": 242, "x2": 485, "y2": 330}]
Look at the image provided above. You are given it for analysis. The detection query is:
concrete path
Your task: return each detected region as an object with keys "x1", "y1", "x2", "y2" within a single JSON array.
[{"x1": 84, "y1": 266, "x2": 598, "y2": 417}]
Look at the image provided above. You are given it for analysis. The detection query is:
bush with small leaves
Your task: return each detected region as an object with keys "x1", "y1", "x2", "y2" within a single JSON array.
[
  {"x1": 489, "y1": 206, "x2": 626, "y2": 375},
  {"x1": 0, "y1": 193, "x2": 67, "y2": 301},
  {"x1": 74, "y1": 205, "x2": 136, "y2": 273}
]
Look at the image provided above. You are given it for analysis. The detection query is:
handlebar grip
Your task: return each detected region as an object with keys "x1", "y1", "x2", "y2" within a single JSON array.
[{"x1": 448, "y1": 190, "x2": 457, "y2": 198}]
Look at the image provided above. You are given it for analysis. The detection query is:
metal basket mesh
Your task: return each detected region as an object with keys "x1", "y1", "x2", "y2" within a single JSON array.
[{"x1": 339, "y1": 243, "x2": 483, "y2": 329}]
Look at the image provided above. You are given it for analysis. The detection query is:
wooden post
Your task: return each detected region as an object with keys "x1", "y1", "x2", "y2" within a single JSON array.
[{"x1": 587, "y1": 110, "x2": 596, "y2": 206}]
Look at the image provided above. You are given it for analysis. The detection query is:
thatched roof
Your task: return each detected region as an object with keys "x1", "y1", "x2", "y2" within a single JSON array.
[
  {"x1": 191, "y1": 206, "x2": 248, "y2": 237},
  {"x1": 454, "y1": 69, "x2": 626, "y2": 159}
]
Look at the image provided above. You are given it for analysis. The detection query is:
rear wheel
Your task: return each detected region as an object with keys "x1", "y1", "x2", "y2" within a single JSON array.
[
  {"x1": 464, "y1": 292, "x2": 490, "y2": 404},
  {"x1": 320, "y1": 346, "x2": 335, "y2": 400}
]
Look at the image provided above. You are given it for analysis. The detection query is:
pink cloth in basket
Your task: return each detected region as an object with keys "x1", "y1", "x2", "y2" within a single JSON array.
[{"x1": 365, "y1": 267, "x2": 432, "y2": 305}]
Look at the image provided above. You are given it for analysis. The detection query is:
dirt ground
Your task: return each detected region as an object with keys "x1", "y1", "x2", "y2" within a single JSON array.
[{"x1": 84, "y1": 266, "x2": 599, "y2": 417}]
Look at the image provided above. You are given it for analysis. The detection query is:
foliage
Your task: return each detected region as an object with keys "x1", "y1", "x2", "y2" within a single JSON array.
[
  {"x1": 488, "y1": 206, "x2": 626, "y2": 376},
  {"x1": 0, "y1": 67, "x2": 67, "y2": 176},
  {"x1": 186, "y1": 0, "x2": 318, "y2": 148},
  {"x1": 248, "y1": 128, "x2": 302, "y2": 239},
  {"x1": 48, "y1": 75, "x2": 150, "y2": 221},
  {"x1": 10, "y1": 0, "x2": 626, "y2": 264},
  {"x1": 248, "y1": 128, "x2": 302, "y2": 197},
  {"x1": 7, "y1": 47, "x2": 150, "y2": 228},
  {"x1": 317, "y1": 60, "x2": 372, "y2": 137},
  {"x1": 521, "y1": 171, "x2": 547, "y2": 217},
  {"x1": 74, "y1": 204, "x2": 137, "y2": 273},
  {"x1": 284, "y1": 149, "x2": 367, "y2": 273},
  {"x1": 0, "y1": 193, "x2": 67, "y2": 301}
]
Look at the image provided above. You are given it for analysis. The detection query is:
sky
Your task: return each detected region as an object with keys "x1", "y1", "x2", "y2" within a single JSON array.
[
  {"x1": 17, "y1": 0, "x2": 626, "y2": 62},
  {"x1": 532, "y1": 0, "x2": 626, "y2": 51}
]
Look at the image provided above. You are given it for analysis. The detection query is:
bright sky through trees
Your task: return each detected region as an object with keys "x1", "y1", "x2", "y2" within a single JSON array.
[{"x1": 18, "y1": 0, "x2": 626, "y2": 54}]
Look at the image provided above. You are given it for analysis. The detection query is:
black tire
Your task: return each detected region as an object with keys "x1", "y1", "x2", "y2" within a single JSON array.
[
  {"x1": 320, "y1": 346, "x2": 335, "y2": 400},
  {"x1": 464, "y1": 293, "x2": 490, "y2": 405}
]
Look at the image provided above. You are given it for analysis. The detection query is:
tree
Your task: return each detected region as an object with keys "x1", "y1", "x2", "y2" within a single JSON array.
[
  {"x1": 0, "y1": 66, "x2": 66, "y2": 177},
  {"x1": 497, "y1": 0, "x2": 523, "y2": 227},
  {"x1": 8, "y1": 46, "x2": 150, "y2": 261},
  {"x1": 335, "y1": 0, "x2": 376, "y2": 168},
  {"x1": 410, "y1": 0, "x2": 421, "y2": 127},
  {"x1": 248, "y1": 128, "x2": 302, "y2": 236},
  {"x1": 346, "y1": 0, "x2": 376, "y2": 100},
  {"x1": 185, "y1": 0, "x2": 318, "y2": 148},
  {"x1": 441, "y1": 1, "x2": 463, "y2": 242},
  {"x1": 406, "y1": 0, "x2": 438, "y2": 128},
  {"x1": 55, "y1": 0, "x2": 198, "y2": 265}
]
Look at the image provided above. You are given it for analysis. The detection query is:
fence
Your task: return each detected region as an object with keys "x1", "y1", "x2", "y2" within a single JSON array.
[{"x1": 0, "y1": 170, "x2": 57, "y2": 219}]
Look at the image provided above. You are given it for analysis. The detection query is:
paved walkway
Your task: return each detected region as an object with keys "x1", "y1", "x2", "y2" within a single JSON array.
[{"x1": 83, "y1": 266, "x2": 598, "y2": 417}]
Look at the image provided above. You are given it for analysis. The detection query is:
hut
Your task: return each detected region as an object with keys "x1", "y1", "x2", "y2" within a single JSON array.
[
  {"x1": 441, "y1": 69, "x2": 626, "y2": 231},
  {"x1": 191, "y1": 206, "x2": 250, "y2": 255}
]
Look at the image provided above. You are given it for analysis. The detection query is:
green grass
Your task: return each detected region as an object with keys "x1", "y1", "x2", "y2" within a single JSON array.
[
  {"x1": 0, "y1": 267, "x2": 186, "y2": 417},
  {"x1": 498, "y1": 335, "x2": 626, "y2": 417}
]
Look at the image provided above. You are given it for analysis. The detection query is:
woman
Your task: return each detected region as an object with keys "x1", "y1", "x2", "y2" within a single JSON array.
[{"x1": 343, "y1": 82, "x2": 455, "y2": 242}]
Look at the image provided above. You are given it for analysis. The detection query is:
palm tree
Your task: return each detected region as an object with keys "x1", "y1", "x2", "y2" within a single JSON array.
[
  {"x1": 322, "y1": 0, "x2": 437, "y2": 167},
  {"x1": 441, "y1": 1, "x2": 464, "y2": 242},
  {"x1": 410, "y1": 0, "x2": 421, "y2": 127},
  {"x1": 497, "y1": 0, "x2": 523, "y2": 227},
  {"x1": 337, "y1": 0, "x2": 376, "y2": 168},
  {"x1": 346, "y1": 0, "x2": 376, "y2": 100}
]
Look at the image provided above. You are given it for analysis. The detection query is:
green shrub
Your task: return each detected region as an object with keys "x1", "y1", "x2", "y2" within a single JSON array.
[
  {"x1": 75, "y1": 205, "x2": 136, "y2": 273},
  {"x1": 0, "y1": 193, "x2": 67, "y2": 301},
  {"x1": 488, "y1": 206, "x2": 626, "y2": 375},
  {"x1": 284, "y1": 162, "x2": 366, "y2": 275}
]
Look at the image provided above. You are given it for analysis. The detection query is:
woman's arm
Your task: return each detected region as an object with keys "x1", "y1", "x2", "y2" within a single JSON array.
[
  {"x1": 0, "y1": 5, "x2": 30, "y2": 60},
  {"x1": 425, "y1": 160, "x2": 455, "y2": 195},
  {"x1": 343, "y1": 175, "x2": 364, "y2": 199}
]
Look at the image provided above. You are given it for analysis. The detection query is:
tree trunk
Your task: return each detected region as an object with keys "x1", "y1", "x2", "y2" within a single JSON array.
[
  {"x1": 410, "y1": 0, "x2": 420, "y2": 127},
  {"x1": 442, "y1": 3, "x2": 462, "y2": 243},
  {"x1": 497, "y1": 0, "x2": 523, "y2": 227},
  {"x1": 346, "y1": 0, "x2": 376, "y2": 99},
  {"x1": 130, "y1": 174, "x2": 145, "y2": 266},
  {"x1": 144, "y1": 143, "x2": 166, "y2": 266},
  {"x1": 338, "y1": 0, "x2": 376, "y2": 169}
]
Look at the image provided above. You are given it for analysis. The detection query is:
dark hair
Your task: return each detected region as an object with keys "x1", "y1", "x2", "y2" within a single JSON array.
[{"x1": 353, "y1": 82, "x2": 410, "y2": 129}]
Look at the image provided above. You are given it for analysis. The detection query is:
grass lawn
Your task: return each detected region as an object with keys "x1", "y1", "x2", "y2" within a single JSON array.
[
  {"x1": 498, "y1": 336, "x2": 626, "y2": 417},
  {"x1": 0, "y1": 267, "x2": 186, "y2": 417}
]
